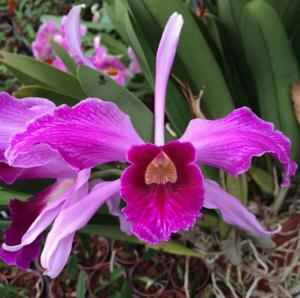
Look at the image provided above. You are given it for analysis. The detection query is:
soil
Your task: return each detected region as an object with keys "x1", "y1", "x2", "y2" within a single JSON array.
[
  {"x1": 158, "y1": 289, "x2": 186, "y2": 298},
  {"x1": 112, "y1": 240, "x2": 139, "y2": 266},
  {"x1": 11, "y1": 270, "x2": 44, "y2": 298},
  {"x1": 50, "y1": 278, "x2": 80, "y2": 298},
  {"x1": 170, "y1": 256, "x2": 210, "y2": 294},
  {"x1": 88, "y1": 262, "x2": 125, "y2": 298},
  {"x1": 75, "y1": 236, "x2": 109, "y2": 270},
  {"x1": 131, "y1": 259, "x2": 170, "y2": 297}
]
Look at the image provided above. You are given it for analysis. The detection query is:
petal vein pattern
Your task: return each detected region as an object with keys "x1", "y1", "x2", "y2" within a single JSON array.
[
  {"x1": 180, "y1": 107, "x2": 297, "y2": 186},
  {"x1": 6, "y1": 98, "x2": 144, "y2": 169}
]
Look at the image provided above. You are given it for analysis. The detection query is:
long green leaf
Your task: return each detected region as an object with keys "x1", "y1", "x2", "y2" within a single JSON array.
[
  {"x1": 76, "y1": 272, "x2": 86, "y2": 298},
  {"x1": 217, "y1": 0, "x2": 256, "y2": 108},
  {"x1": 0, "y1": 51, "x2": 86, "y2": 99},
  {"x1": 77, "y1": 65, "x2": 153, "y2": 142},
  {"x1": 81, "y1": 224, "x2": 202, "y2": 257},
  {"x1": 13, "y1": 85, "x2": 80, "y2": 106},
  {"x1": 0, "y1": 188, "x2": 30, "y2": 205},
  {"x1": 242, "y1": 0, "x2": 300, "y2": 160},
  {"x1": 50, "y1": 41, "x2": 77, "y2": 75},
  {"x1": 266, "y1": 0, "x2": 300, "y2": 36},
  {"x1": 249, "y1": 167, "x2": 274, "y2": 195}
]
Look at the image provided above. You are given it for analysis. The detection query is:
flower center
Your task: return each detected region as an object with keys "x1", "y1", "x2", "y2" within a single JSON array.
[
  {"x1": 107, "y1": 66, "x2": 118, "y2": 76},
  {"x1": 145, "y1": 151, "x2": 178, "y2": 185}
]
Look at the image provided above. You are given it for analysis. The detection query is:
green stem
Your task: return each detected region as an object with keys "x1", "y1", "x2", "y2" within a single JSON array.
[
  {"x1": 90, "y1": 169, "x2": 123, "y2": 181},
  {"x1": 271, "y1": 186, "x2": 289, "y2": 216}
]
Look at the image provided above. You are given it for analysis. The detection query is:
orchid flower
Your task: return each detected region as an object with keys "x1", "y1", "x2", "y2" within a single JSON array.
[
  {"x1": 0, "y1": 94, "x2": 126, "y2": 277},
  {"x1": 32, "y1": 17, "x2": 86, "y2": 69},
  {"x1": 65, "y1": 5, "x2": 132, "y2": 85},
  {"x1": 1, "y1": 12, "x2": 296, "y2": 278},
  {"x1": 0, "y1": 92, "x2": 74, "y2": 268}
]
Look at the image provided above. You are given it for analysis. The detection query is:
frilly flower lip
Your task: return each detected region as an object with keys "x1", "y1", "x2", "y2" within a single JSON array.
[{"x1": 120, "y1": 141, "x2": 204, "y2": 245}]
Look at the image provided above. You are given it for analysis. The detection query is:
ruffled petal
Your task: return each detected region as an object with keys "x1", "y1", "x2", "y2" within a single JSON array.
[
  {"x1": 0, "y1": 92, "x2": 55, "y2": 161},
  {"x1": 121, "y1": 141, "x2": 204, "y2": 245},
  {"x1": 65, "y1": 5, "x2": 95, "y2": 68},
  {"x1": 41, "y1": 179, "x2": 120, "y2": 278},
  {"x1": 180, "y1": 107, "x2": 297, "y2": 187},
  {"x1": 154, "y1": 13, "x2": 183, "y2": 146},
  {"x1": 1, "y1": 170, "x2": 90, "y2": 254},
  {"x1": 203, "y1": 179, "x2": 281, "y2": 238},
  {"x1": 6, "y1": 98, "x2": 144, "y2": 170}
]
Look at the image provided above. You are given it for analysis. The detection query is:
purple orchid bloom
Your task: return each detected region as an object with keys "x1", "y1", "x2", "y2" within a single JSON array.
[
  {"x1": 0, "y1": 93, "x2": 127, "y2": 278},
  {"x1": 32, "y1": 21, "x2": 57, "y2": 62},
  {"x1": 32, "y1": 17, "x2": 86, "y2": 67},
  {"x1": 0, "y1": 92, "x2": 76, "y2": 270},
  {"x1": 3, "y1": 11, "x2": 296, "y2": 254},
  {"x1": 65, "y1": 5, "x2": 131, "y2": 85}
]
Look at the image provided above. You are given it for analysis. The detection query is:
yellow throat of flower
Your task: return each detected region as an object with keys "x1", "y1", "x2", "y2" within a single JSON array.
[
  {"x1": 145, "y1": 151, "x2": 178, "y2": 185},
  {"x1": 107, "y1": 66, "x2": 118, "y2": 76}
]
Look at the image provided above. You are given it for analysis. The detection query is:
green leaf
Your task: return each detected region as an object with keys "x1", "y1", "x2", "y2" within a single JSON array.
[
  {"x1": 225, "y1": 174, "x2": 248, "y2": 204},
  {"x1": 249, "y1": 166, "x2": 274, "y2": 195},
  {"x1": 120, "y1": 280, "x2": 132, "y2": 298},
  {"x1": 266, "y1": 0, "x2": 300, "y2": 36},
  {"x1": 242, "y1": 0, "x2": 300, "y2": 160},
  {"x1": 0, "y1": 51, "x2": 86, "y2": 99},
  {"x1": 0, "y1": 188, "x2": 30, "y2": 205},
  {"x1": 77, "y1": 65, "x2": 154, "y2": 142},
  {"x1": 219, "y1": 173, "x2": 247, "y2": 239},
  {"x1": 217, "y1": 0, "x2": 257, "y2": 108},
  {"x1": 50, "y1": 41, "x2": 77, "y2": 75},
  {"x1": 66, "y1": 254, "x2": 78, "y2": 281},
  {"x1": 13, "y1": 85, "x2": 80, "y2": 106},
  {"x1": 128, "y1": 0, "x2": 236, "y2": 119},
  {"x1": 100, "y1": 32, "x2": 128, "y2": 56},
  {"x1": 76, "y1": 271, "x2": 86, "y2": 298},
  {"x1": 81, "y1": 224, "x2": 201, "y2": 257}
]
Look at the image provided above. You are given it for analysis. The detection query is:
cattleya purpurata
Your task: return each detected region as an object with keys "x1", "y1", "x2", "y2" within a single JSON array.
[
  {"x1": 0, "y1": 10, "x2": 297, "y2": 278},
  {"x1": 32, "y1": 5, "x2": 140, "y2": 85}
]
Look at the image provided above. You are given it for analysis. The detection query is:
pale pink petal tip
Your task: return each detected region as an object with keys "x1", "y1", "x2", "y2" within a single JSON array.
[
  {"x1": 203, "y1": 179, "x2": 282, "y2": 238},
  {"x1": 180, "y1": 107, "x2": 297, "y2": 187}
]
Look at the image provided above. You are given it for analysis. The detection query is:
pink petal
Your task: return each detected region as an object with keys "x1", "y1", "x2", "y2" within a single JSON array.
[
  {"x1": 1, "y1": 171, "x2": 89, "y2": 254},
  {"x1": 6, "y1": 98, "x2": 144, "y2": 170},
  {"x1": 203, "y1": 179, "x2": 281, "y2": 237},
  {"x1": 155, "y1": 13, "x2": 183, "y2": 145},
  {"x1": 0, "y1": 92, "x2": 55, "y2": 162},
  {"x1": 41, "y1": 179, "x2": 120, "y2": 278},
  {"x1": 0, "y1": 171, "x2": 88, "y2": 269},
  {"x1": 0, "y1": 160, "x2": 76, "y2": 185},
  {"x1": 51, "y1": 56, "x2": 67, "y2": 72},
  {"x1": 180, "y1": 107, "x2": 297, "y2": 187},
  {"x1": 121, "y1": 141, "x2": 204, "y2": 245},
  {"x1": 32, "y1": 21, "x2": 57, "y2": 61},
  {"x1": 65, "y1": 5, "x2": 95, "y2": 68}
]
